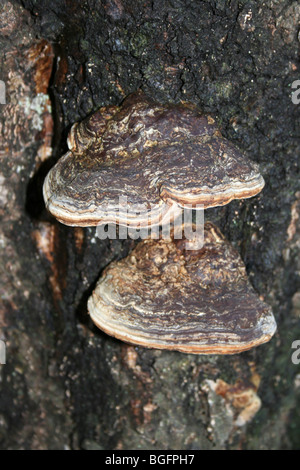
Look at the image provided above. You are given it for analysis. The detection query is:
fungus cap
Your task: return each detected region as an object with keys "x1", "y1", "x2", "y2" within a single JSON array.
[
  {"x1": 88, "y1": 222, "x2": 276, "y2": 354},
  {"x1": 43, "y1": 91, "x2": 265, "y2": 228}
]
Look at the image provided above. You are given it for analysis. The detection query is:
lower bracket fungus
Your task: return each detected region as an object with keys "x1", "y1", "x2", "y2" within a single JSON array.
[
  {"x1": 43, "y1": 90, "x2": 265, "y2": 229},
  {"x1": 88, "y1": 222, "x2": 276, "y2": 354}
]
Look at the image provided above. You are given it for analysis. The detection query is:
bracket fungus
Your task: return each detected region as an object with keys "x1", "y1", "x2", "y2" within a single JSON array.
[
  {"x1": 88, "y1": 222, "x2": 276, "y2": 354},
  {"x1": 43, "y1": 90, "x2": 265, "y2": 228}
]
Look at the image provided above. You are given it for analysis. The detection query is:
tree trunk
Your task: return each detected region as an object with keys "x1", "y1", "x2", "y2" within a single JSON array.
[{"x1": 0, "y1": 0, "x2": 299, "y2": 449}]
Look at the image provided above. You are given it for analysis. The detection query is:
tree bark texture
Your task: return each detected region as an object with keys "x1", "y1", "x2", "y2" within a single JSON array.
[{"x1": 0, "y1": 0, "x2": 299, "y2": 449}]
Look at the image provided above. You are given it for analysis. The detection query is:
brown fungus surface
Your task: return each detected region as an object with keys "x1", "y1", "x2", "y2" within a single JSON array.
[
  {"x1": 43, "y1": 91, "x2": 264, "y2": 228},
  {"x1": 88, "y1": 222, "x2": 276, "y2": 354}
]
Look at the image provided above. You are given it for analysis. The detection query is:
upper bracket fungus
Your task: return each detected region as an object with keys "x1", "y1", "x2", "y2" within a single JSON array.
[
  {"x1": 87, "y1": 222, "x2": 276, "y2": 354},
  {"x1": 43, "y1": 90, "x2": 265, "y2": 228}
]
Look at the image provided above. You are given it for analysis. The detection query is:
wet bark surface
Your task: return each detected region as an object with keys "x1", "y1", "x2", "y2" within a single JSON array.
[{"x1": 0, "y1": 0, "x2": 299, "y2": 449}]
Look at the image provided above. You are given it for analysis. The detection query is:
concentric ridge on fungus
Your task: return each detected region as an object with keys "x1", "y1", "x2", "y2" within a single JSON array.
[
  {"x1": 88, "y1": 222, "x2": 276, "y2": 354},
  {"x1": 43, "y1": 90, "x2": 265, "y2": 228}
]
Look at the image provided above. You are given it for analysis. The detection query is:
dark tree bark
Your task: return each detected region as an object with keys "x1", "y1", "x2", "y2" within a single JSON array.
[{"x1": 0, "y1": 0, "x2": 299, "y2": 449}]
